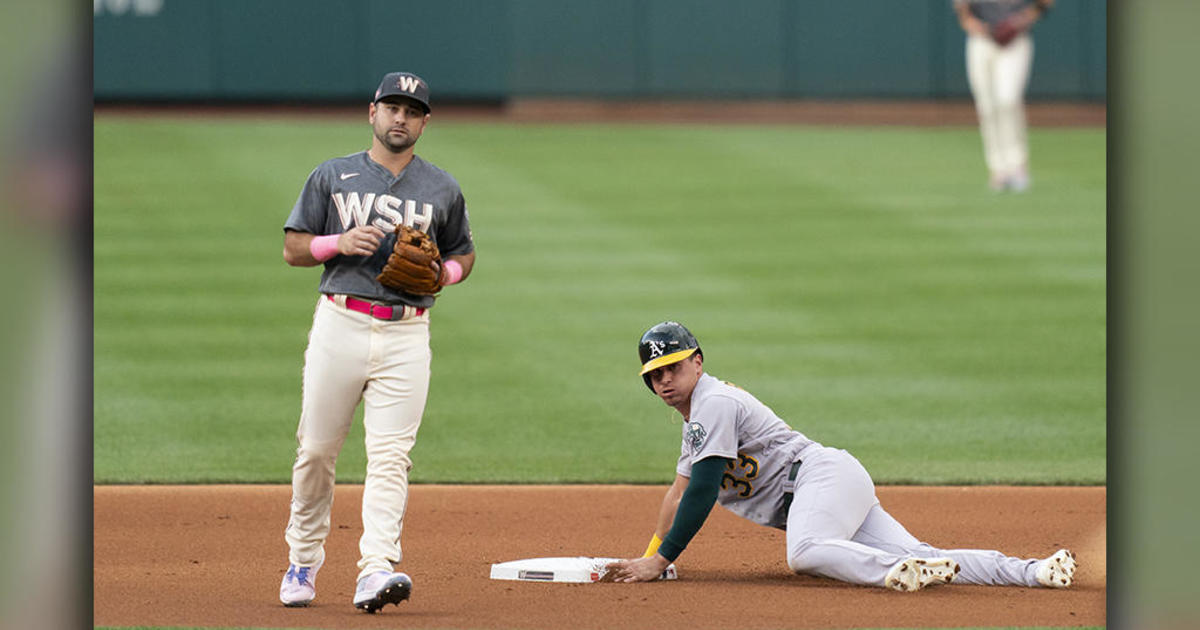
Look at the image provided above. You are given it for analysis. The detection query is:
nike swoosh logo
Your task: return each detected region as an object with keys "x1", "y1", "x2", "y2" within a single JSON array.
[{"x1": 339, "y1": 172, "x2": 360, "y2": 180}]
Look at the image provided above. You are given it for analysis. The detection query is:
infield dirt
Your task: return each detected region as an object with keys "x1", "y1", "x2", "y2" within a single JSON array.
[{"x1": 94, "y1": 484, "x2": 1104, "y2": 629}]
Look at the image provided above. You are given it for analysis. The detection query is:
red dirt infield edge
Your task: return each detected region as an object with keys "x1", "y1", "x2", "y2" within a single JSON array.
[{"x1": 95, "y1": 484, "x2": 1105, "y2": 629}]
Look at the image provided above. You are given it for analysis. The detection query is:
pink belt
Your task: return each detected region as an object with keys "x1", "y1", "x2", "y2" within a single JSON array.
[{"x1": 326, "y1": 294, "x2": 425, "y2": 321}]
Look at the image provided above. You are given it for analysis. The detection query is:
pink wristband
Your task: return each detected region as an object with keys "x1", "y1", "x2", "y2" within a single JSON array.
[
  {"x1": 442, "y1": 259, "x2": 464, "y2": 285},
  {"x1": 309, "y1": 234, "x2": 340, "y2": 262}
]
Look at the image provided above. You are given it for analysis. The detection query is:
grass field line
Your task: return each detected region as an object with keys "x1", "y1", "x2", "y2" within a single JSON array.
[{"x1": 94, "y1": 119, "x2": 1105, "y2": 485}]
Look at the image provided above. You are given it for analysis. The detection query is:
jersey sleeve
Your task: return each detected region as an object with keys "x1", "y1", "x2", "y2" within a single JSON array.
[
  {"x1": 435, "y1": 190, "x2": 474, "y2": 256},
  {"x1": 682, "y1": 395, "x2": 741, "y2": 464},
  {"x1": 675, "y1": 442, "x2": 692, "y2": 478},
  {"x1": 284, "y1": 165, "x2": 331, "y2": 235}
]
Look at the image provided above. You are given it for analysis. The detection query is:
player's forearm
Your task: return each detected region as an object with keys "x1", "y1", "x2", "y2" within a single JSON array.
[
  {"x1": 1021, "y1": 0, "x2": 1052, "y2": 27},
  {"x1": 966, "y1": 17, "x2": 989, "y2": 36},
  {"x1": 641, "y1": 475, "x2": 687, "y2": 557},
  {"x1": 953, "y1": 3, "x2": 986, "y2": 36},
  {"x1": 657, "y1": 457, "x2": 727, "y2": 562},
  {"x1": 654, "y1": 475, "x2": 689, "y2": 538},
  {"x1": 443, "y1": 251, "x2": 476, "y2": 283},
  {"x1": 283, "y1": 231, "x2": 322, "y2": 267},
  {"x1": 1009, "y1": 1, "x2": 1052, "y2": 32}
]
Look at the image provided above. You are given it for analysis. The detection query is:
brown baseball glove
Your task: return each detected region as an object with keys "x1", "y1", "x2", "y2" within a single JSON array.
[
  {"x1": 376, "y1": 224, "x2": 443, "y2": 295},
  {"x1": 990, "y1": 17, "x2": 1022, "y2": 46}
]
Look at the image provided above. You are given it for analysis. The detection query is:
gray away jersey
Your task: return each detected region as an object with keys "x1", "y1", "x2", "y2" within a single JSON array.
[
  {"x1": 955, "y1": 0, "x2": 1036, "y2": 26},
  {"x1": 676, "y1": 374, "x2": 815, "y2": 529},
  {"x1": 284, "y1": 151, "x2": 474, "y2": 308}
]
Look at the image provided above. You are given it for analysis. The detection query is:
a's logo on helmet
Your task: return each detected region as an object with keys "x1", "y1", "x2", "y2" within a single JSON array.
[{"x1": 647, "y1": 340, "x2": 666, "y2": 359}]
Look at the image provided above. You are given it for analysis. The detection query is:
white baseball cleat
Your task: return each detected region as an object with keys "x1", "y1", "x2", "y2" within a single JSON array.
[
  {"x1": 279, "y1": 561, "x2": 322, "y2": 607},
  {"x1": 1006, "y1": 170, "x2": 1031, "y2": 192},
  {"x1": 885, "y1": 557, "x2": 960, "y2": 592},
  {"x1": 1035, "y1": 549, "x2": 1077, "y2": 588},
  {"x1": 354, "y1": 571, "x2": 413, "y2": 613}
]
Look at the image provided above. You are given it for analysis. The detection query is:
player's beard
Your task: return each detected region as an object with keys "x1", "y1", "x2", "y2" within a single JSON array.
[{"x1": 375, "y1": 124, "x2": 418, "y2": 154}]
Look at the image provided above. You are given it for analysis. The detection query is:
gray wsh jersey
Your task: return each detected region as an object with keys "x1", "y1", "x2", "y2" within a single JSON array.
[
  {"x1": 675, "y1": 374, "x2": 814, "y2": 529},
  {"x1": 284, "y1": 151, "x2": 474, "y2": 308}
]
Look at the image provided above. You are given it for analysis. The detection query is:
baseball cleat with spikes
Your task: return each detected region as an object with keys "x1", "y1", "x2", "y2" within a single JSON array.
[
  {"x1": 1036, "y1": 549, "x2": 1077, "y2": 588},
  {"x1": 279, "y1": 561, "x2": 321, "y2": 607},
  {"x1": 885, "y1": 557, "x2": 960, "y2": 592},
  {"x1": 353, "y1": 571, "x2": 413, "y2": 613}
]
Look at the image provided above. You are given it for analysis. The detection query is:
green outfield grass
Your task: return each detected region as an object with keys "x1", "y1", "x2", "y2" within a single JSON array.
[
  {"x1": 93, "y1": 116, "x2": 1105, "y2": 485},
  {"x1": 95, "y1": 627, "x2": 1105, "y2": 630}
]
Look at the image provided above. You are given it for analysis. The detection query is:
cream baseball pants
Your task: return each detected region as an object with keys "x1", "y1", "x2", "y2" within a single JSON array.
[
  {"x1": 966, "y1": 32, "x2": 1034, "y2": 180},
  {"x1": 285, "y1": 296, "x2": 431, "y2": 582}
]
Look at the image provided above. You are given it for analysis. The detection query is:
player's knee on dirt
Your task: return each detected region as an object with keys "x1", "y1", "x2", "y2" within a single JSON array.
[{"x1": 786, "y1": 538, "x2": 820, "y2": 573}]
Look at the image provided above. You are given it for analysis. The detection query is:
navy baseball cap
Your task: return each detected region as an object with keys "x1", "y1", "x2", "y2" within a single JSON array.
[{"x1": 373, "y1": 72, "x2": 431, "y2": 113}]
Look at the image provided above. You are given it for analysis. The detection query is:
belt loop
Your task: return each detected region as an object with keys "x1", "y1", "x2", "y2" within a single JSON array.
[
  {"x1": 788, "y1": 459, "x2": 802, "y2": 482},
  {"x1": 781, "y1": 459, "x2": 802, "y2": 520}
]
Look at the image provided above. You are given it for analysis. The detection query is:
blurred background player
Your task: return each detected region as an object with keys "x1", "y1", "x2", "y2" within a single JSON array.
[
  {"x1": 277, "y1": 72, "x2": 476, "y2": 613},
  {"x1": 607, "y1": 321, "x2": 1077, "y2": 591},
  {"x1": 954, "y1": 0, "x2": 1054, "y2": 192}
]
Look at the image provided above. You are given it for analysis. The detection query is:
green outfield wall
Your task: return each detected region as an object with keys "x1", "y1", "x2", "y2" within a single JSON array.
[{"x1": 94, "y1": 0, "x2": 1105, "y2": 102}]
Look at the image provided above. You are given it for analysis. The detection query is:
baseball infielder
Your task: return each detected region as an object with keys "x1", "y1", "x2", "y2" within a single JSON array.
[
  {"x1": 954, "y1": 0, "x2": 1054, "y2": 192},
  {"x1": 278, "y1": 72, "x2": 476, "y2": 613},
  {"x1": 607, "y1": 321, "x2": 1076, "y2": 591}
]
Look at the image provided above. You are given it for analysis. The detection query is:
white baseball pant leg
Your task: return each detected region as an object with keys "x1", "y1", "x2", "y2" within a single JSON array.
[
  {"x1": 966, "y1": 32, "x2": 1034, "y2": 180},
  {"x1": 849, "y1": 502, "x2": 1041, "y2": 586},
  {"x1": 356, "y1": 309, "x2": 430, "y2": 581},
  {"x1": 785, "y1": 445, "x2": 908, "y2": 586},
  {"x1": 284, "y1": 297, "x2": 431, "y2": 582}
]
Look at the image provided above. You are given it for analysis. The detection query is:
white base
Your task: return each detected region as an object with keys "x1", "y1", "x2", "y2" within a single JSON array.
[{"x1": 489, "y1": 556, "x2": 678, "y2": 583}]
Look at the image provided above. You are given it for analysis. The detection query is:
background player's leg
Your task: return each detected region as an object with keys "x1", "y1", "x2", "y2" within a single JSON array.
[
  {"x1": 785, "y1": 446, "x2": 908, "y2": 585},
  {"x1": 286, "y1": 298, "x2": 369, "y2": 567},
  {"x1": 356, "y1": 314, "x2": 431, "y2": 581},
  {"x1": 850, "y1": 503, "x2": 1040, "y2": 585},
  {"x1": 965, "y1": 35, "x2": 1005, "y2": 188},
  {"x1": 992, "y1": 34, "x2": 1034, "y2": 189}
]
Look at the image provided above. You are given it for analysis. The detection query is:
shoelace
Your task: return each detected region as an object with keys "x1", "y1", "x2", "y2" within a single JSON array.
[{"x1": 286, "y1": 565, "x2": 313, "y2": 586}]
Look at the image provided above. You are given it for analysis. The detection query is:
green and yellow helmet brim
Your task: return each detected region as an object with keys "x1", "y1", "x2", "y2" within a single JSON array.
[{"x1": 639, "y1": 348, "x2": 698, "y2": 375}]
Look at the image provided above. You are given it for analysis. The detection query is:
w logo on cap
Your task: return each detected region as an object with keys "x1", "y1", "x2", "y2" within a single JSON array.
[
  {"x1": 374, "y1": 71, "x2": 431, "y2": 112},
  {"x1": 396, "y1": 76, "x2": 420, "y2": 93},
  {"x1": 376, "y1": 72, "x2": 434, "y2": 112}
]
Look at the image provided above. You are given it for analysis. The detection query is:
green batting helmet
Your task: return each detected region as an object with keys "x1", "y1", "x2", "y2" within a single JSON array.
[{"x1": 638, "y1": 321, "x2": 702, "y2": 392}]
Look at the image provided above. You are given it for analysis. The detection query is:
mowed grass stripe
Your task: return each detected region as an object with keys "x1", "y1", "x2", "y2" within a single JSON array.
[{"x1": 95, "y1": 118, "x2": 1104, "y2": 484}]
